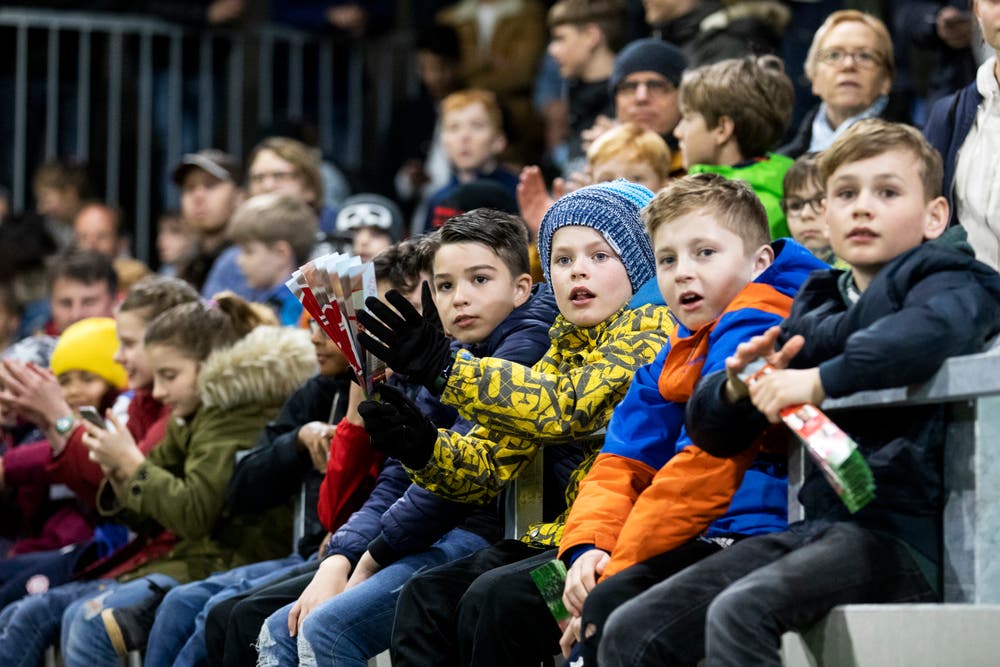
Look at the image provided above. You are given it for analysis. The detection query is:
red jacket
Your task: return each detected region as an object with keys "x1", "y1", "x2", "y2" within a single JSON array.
[{"x1": 317, "y1": 418, "x2": 383, "y2": 533}]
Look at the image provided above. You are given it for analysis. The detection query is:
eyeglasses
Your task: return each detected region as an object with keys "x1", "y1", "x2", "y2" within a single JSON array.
[
  {"x1": 782, "y1": 194, "x2": 825, "y2": 216},
  {"x1": 249, "y1": 170, "x2": 299, "y2": 185},
  {"x1": 616, "y1": 78, "x2": 675, "y2": 98},
  {"x1": 817, "y1": 48, "x2": 883, "y2": 70}
]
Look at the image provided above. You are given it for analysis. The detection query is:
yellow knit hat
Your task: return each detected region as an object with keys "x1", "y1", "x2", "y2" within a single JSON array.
[{"x1": 50, "y1": 317, "x2": 128, "y2": 390}]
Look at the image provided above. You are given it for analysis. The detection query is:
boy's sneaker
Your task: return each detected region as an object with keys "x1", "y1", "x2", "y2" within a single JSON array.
[{"x1": 101, "y1": 579, "x2": 172, "y2": 656}]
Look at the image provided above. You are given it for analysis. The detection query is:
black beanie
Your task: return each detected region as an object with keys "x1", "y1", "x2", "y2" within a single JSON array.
[{"x1": 608, "y1": 38, "x2": 688, "y2": 96}]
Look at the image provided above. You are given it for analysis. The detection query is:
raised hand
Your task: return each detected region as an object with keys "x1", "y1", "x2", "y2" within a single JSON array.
[{"x1": 357, "y1": 282, "x2": 452, "y2": 392}]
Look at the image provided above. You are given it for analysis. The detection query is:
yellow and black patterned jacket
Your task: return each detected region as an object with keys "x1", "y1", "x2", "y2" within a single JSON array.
[{"x1": 406, "y1": 303, "x2": 674, "y2": 547}]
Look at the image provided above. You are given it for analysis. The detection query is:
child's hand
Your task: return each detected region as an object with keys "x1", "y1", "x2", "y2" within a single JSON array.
[
  {"x1": 357, "y1": 283, "x2": 452, "y2": 392},
  {"x1": 580, "y1": 115, "x2": 617, "y2": 152},
  {"x1": 0, "y1": 360, "x2": 70, "y2": 428},
  {"x1": 516, "y1": 166, "x2": 554, "y2": 239},
  {"x1": 345, "y1": 381, "x2": 367, "y2": 427},
  {"x1": 562, "y1": 549, "x2": 609, "y2": 617},
  {"x1": 288, "y1": 554, "x2": 351, "y2": 636},
  {"x1": 344, "y1": 550, "x2": 382, "y2": 591},
  {"x1": 748, "y1": 367, "x2": 826, "y2": 423},
  {"x1": 297, "y1": 421, "x2": 335, "y2": 472},
  {"x1": 723, "y1": 326, "x2": 804, "y2": 402},
  {"x1": 81, "y1": 412, "x2": 144, "y2": 476},
  {"x1": 560, "y1": 615, "x2": 583, "y2": 658},
  {"x1": 357, "y1": 383, "x2": 437, "y2": 469}
]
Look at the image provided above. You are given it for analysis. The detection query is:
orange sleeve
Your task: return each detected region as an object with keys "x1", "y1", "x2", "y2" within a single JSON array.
[
  {"x1": 558, "y1": 453, "x2": 656, "y2": 559},
  {"x1": 602, "y1": 444, "x2": 757, "y2": 579}
]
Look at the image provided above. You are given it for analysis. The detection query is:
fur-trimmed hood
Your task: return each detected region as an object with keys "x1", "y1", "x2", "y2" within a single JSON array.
[{"x1": 198, "y1": 325, "x2": 318, "y2": 410}]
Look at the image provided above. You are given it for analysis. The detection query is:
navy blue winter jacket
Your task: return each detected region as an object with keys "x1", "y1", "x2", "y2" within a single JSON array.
[
  {"x1": 687, "y1": 228, "x2": 1000, "y2": 567},
  {"x1": 328, "y1": 284, "x2": 559, "y2": 566}
]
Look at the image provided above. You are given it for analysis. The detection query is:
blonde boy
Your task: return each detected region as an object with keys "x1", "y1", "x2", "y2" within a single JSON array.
[
  {"x1": 674, "y1": 55, "x2": 795, "y2": 239},
  {"x1": 598, "y1": 119, "x2": 1000, "y2": 667},
  {"x1": 588, "y1": 121, "x2": 672, "y2": 193},
  {"x1": 228, "y1": 193, "x2": 317, "y2": 325},
  {"x1": 420, "y1": 90, "x2": 519, "y2": 233}
]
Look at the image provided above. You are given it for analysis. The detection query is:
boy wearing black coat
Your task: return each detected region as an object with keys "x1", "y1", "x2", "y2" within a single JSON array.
[{"x1": 596, "y1": 119, "x2": 1000, "y2": 667}]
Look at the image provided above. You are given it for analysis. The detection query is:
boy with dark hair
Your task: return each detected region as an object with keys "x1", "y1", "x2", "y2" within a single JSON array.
[
  {"x1": 33, "y1": 159, "x2": 88, "y2": 249},
  {"x1": 253, "y1": 208, "x2": 558, "y2": 666},
  {"x1": 547, "y1": 0, "x2": 625, "y2": 171},
  {"x1": 555, "y1": 173, "x2": 825, "y2": 665},
  {"x1": 597, "y1": 118, "x2": 1000, "y2": 667},
  {"x1": 674, "y1": 55, "x2": 796, "y2": 239},
  {"x1": 204, "y1": 223, "x2": 558, "y2": 667},
  {"x1": 356, "y1": 181, "x2": 674, "y2": 667}
]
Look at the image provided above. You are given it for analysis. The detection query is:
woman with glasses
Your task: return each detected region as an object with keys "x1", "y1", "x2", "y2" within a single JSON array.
[{"x1": 779, "y1": 10, "x2": 910, "y2": 158}]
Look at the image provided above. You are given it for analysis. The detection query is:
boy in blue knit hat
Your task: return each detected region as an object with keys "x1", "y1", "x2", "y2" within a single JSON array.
[{"x1": 352, "y1": 180, "x2": 674, "y2": 666}]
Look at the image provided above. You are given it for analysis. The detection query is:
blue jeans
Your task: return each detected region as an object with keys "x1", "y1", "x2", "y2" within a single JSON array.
[
  {"x1": 0, "y1": 542, "x2": 90, "y2": 608},
  {"x1": 598, "y1": 520, "x2": 938, "y2": 667},
  {"x1": 0, "y1": 579, "x2": 106, "y2": 667},
  {"x1": 259, "y1": 528, "x2": 489, "y2": 667},
  {"x1": 144, "y1": 554, "x2": 304, "y2": 667},
  {"x1": 60, "y1": 573, "x2": 180, "y2": 667}
]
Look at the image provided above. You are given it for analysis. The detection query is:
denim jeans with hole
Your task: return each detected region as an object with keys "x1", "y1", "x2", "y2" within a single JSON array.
[{"x1": 144, "y1": 554, "x2": 305, "y2": 667}]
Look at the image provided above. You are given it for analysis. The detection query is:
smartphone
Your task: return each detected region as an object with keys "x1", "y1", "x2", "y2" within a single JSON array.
[{"x1": 78, "y1": 406, "x2": 107, "y2": 430}]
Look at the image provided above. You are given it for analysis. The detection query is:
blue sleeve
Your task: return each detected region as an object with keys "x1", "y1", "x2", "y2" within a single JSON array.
[
  {"x1": 705, "y1": 308, "x2": 788, "y2": 376},
  {"x1": 684, "y1": 307, "x2": 788, "y2": 459},
  {"x1": 325, "y1": 458, "x2": 410, "y2": 567},
  {"x1": 600, "y1": 344, "x2": 684, "y2": 471},
  {"x1": 489, "y1": 325, "x2": 552, "y2": 369},
  {"x1": 367, "y1": 483, "x2": 477, "y2": 566}
]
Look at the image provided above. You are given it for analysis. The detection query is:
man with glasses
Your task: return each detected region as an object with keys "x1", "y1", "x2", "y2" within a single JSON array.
[
  {"x1": 779, "y1": 10, "x2": 910, "y2": 158},
  {"x1": 586, "y1": 38, "x2": 688, "y2": 175}
]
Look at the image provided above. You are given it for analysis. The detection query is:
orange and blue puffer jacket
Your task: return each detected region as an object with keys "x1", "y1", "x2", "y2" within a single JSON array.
[{"x1": 560, "y1": 239, "x2": 827, "y2": 578}]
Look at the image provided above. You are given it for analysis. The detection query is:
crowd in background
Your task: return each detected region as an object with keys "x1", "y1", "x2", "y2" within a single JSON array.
[{"x1": 0, "y1": 0, "x2": 998, "y2": 666}]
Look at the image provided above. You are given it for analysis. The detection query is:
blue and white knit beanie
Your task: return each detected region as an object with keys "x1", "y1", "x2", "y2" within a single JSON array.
[{"x1": 537, "y1": 179, "x2": 656, "y2": 293}]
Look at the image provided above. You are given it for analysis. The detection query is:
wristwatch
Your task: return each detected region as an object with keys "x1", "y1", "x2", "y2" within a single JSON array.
[{"x1": 54, "y1": 415, "x2": 76, "y2": 436}]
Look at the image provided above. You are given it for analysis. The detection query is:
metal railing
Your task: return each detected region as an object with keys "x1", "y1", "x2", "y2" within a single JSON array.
[{"x1": 0, "y1": 8, "x2": 416, "y2": 263}]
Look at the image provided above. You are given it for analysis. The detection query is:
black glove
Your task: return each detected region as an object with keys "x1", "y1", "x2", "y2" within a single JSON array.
[
  {"x1": 357, "y1": 382, "x2": 438, "y2": 469},
  {"x1": 357, "y1": 282, "x2": 453, "y2": 392}
]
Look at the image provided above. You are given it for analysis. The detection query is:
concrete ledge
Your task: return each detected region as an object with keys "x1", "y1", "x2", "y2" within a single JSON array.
[{"x1": 781, "y1": 604, "x2": 1000, "y2": 666}]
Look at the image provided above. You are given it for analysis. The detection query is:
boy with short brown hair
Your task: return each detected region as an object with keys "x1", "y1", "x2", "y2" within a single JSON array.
[
  {"x1": 228, "y1": 193, "x2": 318, "y2": 325},
  {"x1": 674, "y1": 55, "x2": 795, "y2": 239},
  {"x1": 547, "y1": 0, "x2": 625, "y2": 170},
  {"x1": 597, "y1": 118, "x2": 1000, "y2": 667}
]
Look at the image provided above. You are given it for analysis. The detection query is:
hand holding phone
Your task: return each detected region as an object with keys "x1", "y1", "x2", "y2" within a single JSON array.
[{"x1": 79, "y1": 406, "x2": 107, "y2": 430}]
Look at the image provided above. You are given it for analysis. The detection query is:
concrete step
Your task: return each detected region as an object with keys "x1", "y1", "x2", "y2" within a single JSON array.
[{"x1": 781, "y1": 604, "x2": 1000, "y2": 666}]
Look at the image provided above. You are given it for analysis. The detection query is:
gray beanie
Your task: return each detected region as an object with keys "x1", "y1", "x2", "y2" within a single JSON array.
[
  {"x1": 609, "y1": 38, "x2": 688, "y2": 96},
  {"x1": 538, "y1": 179, "x2": 655, "y2": 293}
]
